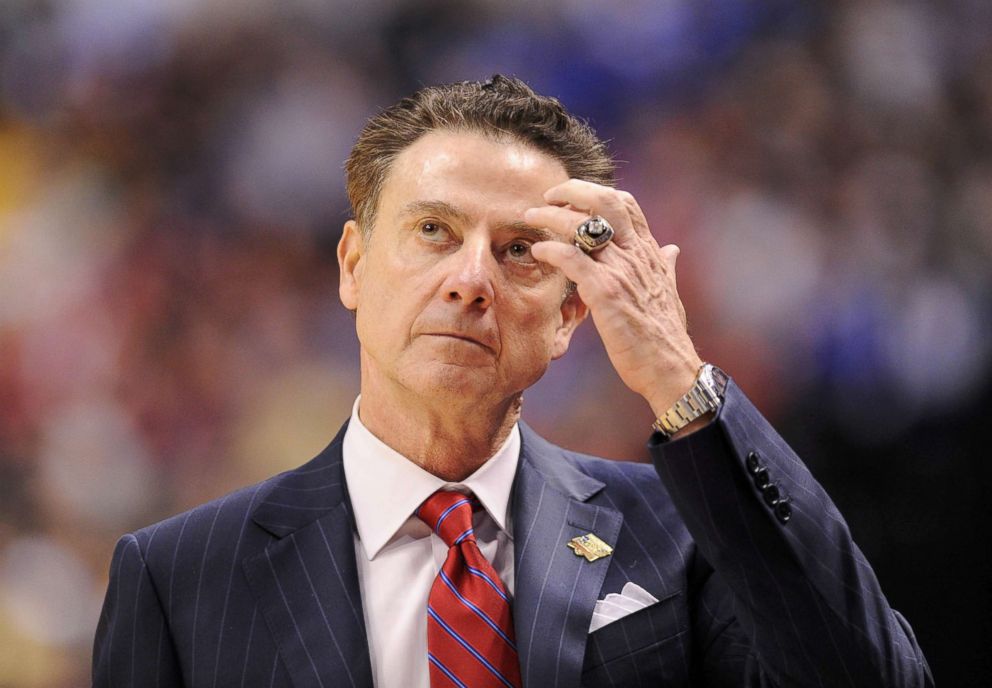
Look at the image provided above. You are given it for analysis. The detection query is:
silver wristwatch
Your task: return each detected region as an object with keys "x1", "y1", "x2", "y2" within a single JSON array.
[{"x1": 652, "y1": 363, "x2": 728, "y2": 437}]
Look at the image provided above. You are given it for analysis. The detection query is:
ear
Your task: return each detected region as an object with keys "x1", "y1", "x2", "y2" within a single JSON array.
[
  {"x1": 550, "y1": 289, "x2": 588, "y2": 360},
  {"x1": 338, "y1": 220, "x2": 365, "y2": 310}
]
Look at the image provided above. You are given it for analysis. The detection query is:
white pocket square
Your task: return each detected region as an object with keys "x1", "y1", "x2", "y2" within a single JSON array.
[{"x1": 589, "y1": 582, "x2": 659, "y2": 632}]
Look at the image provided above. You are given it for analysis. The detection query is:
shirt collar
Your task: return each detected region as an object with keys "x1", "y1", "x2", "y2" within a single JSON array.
[{"x1": 342, "y1": 397, "x2": 520, "y2": 560}]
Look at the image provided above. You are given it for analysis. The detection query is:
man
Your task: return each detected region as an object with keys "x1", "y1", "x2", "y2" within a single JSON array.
[{"x1": 93, "y1": 75, "x2": 932, "y2": 687}]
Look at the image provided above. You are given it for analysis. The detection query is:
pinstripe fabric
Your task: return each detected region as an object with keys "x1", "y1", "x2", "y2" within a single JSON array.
[
  {"x1": 94, "y1": 381, "x2": 932, "y2": 687},
  {"x1": 647, "y1": 380, "x2": 933, "y2": 687},
  {"x1": 510, "y1": 382, "x2": 930, "y2": 687},
  {"x1": 94, "y1": 425, "x2": 368, "y2": 687},
  {"x1": 510, "y1": 459, "x2": 620, "y2": 688},
  {"x1": 94, "y1": 483, "x2": 291, "y2": 687}
]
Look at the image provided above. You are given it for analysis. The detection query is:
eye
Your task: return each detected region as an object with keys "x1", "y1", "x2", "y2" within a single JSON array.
[
  {"x1": 506, "y1": 241, "x2": 535, "y2": 263},
  {"x1": 417, "y1": 220, "x2": 449, "y2": 241}
]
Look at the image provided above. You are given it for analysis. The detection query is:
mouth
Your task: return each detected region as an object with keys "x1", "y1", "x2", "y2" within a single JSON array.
[{"x1": 425, "y1": 333, "x2": 495, "y2": 353}]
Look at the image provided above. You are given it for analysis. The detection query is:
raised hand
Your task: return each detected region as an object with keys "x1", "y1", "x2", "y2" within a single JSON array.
[{"x1": 526, "y1": 179, "x2": 703, "y2": 419}]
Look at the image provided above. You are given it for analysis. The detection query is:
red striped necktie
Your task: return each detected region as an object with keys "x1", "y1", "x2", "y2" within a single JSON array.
[{"x1": 416, "y1": 490, "x2": 521, "y2": 688}]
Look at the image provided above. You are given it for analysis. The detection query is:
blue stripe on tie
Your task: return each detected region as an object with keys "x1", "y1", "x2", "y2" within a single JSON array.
[
  {"x1": 439, "y1": 570, "x2": 516, "y2": 650},
  {"x1": 466, "y1": 565, "x2": 509, "y2": 602},
  {"x1": 428, "y1": 653, "x2": 468, "y2": 688},
  {"x1": 434, "y1": 498, "x2": 471, "y2": 533},
  {"x1": 453, "y1": 528, "x2": 473, "y2": 545},
  {"x1": 427, "y1": 606, "x2": 515, "y2": 688}
]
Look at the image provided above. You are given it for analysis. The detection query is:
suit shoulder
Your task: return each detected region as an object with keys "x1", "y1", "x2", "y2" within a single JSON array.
[
  {"x1": 127, "y1": 473, "x2": 281, "y2": 558},
  {"x1": 126, "y1": 429, "x2": 348, "y2": 556},
  {"x1": 565, "y1": 449, "x2": 661, "y2": 485}
]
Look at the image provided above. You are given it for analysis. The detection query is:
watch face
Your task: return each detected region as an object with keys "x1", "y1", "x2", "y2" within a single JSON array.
[
  {"x1": 710, "y1": 365, "x2": 729, "y2": 394},
  {"x1": 700, "y1": 364, "x2": 728, "y2": 401}
]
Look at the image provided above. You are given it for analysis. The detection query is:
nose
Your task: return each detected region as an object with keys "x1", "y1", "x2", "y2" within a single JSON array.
[{"x1": 439, "y1": 239, "x2": 495, "y2": 309}]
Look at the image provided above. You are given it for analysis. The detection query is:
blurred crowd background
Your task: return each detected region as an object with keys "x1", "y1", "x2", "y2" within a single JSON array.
[{"x1": 0, "y1": 0, "x2": 989, "y2": 685}]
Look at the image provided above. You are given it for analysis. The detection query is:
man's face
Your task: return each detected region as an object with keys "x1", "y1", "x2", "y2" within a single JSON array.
[{"x1": 338, "y1": 129, "x2": 586, "y2": 411}]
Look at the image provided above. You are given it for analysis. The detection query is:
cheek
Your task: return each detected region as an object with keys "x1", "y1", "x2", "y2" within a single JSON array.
[
  {"x1": 353, "y1": 306, "x2": 381, "y2": 354},
  {"x1": 354, "y1": 281, "x2": 402, "y2": 348},
  {"x1": 529, "y1": 298, "x2": 564, "y2": 337},
  {"x1": 356, "y1": 269, "x2": 435, "y2": 348},
  {"x1": 505, "y1": 302, "x2": 564, "y2": 359}
]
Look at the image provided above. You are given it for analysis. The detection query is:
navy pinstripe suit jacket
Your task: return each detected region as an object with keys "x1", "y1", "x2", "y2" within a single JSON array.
[{"x1": 93, "y1": 381, "x2": 933, "y2": 687}]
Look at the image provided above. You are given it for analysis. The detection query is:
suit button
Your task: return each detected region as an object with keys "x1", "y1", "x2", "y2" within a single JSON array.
[
  {"x1": 746, "y1": 452, "x2": 762, "y2": 473},
  {"x1": 774, "y1": 499, "x2": 792, "y2": 524},
  {"x1": 762, "y1": 483, "x2": 782, "y2": 506},
  {"x1": 752, "y1": 466, "x2": 771, "y2": 489}
]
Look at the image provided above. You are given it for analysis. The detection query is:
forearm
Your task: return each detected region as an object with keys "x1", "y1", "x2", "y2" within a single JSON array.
[{"x1": 650, "y1": 380, "x2": 932, "y2": 687}]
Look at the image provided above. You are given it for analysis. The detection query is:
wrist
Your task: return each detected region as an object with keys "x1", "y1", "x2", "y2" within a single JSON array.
[
  {"x1": 645, "y1": 357, "x2": 704, "y2": 420},
  {"x1": 651, "y1": 363, "x2": 727, "y2": 438},
  {"x1": 668, "y1": 412, "x2": 715, "y2": 440}
]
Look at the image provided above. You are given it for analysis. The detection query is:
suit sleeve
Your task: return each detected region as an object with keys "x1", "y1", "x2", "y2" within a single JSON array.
[
  {"x1": 93, "y1": 534, "x2": 184, "y2": 687},
  {"x1": 650, "y1": 380, "x2": 933, "y2": 688}
]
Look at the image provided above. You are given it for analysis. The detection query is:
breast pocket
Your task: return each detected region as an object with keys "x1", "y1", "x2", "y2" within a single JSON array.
[{"x1": 581, "y1": 590, "x2": 689, "y2": 687}]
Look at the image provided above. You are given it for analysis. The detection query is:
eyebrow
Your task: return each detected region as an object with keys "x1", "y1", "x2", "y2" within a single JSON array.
[
  {"x1": 400, "y1": 200, "x2": 471, "y2": 224},
  {"x1": 400, "y1": 200, "x2": 560, "y2": 243},
  {"x1": 497, "y1": 221, "x2": 558, "y2": 243}
]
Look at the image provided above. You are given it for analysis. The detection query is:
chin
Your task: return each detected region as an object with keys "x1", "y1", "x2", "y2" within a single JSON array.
[{"x1": 403, "y1": 361, "x2": 500, "y2": 401}]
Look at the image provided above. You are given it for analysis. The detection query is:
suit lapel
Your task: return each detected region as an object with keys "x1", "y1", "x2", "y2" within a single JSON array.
[
  {"x1": 512, "y1": 424, "x2": 623, "y2": 688},
  {"x1": 242, "y1": 424, "x2": 374, "y2": 688},
  {"x1": 239, "y1": 420, "x2": 622, "y2": 688}
]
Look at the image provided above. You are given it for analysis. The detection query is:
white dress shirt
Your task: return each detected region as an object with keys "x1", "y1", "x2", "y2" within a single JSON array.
[{"x1": 342, "y1": 398, "x2": 519, "y2": 688}]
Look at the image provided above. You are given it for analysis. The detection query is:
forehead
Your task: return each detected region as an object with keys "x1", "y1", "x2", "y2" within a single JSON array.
[{"x1": 377, "y1": 130, "x2": 569, "y2": 219}]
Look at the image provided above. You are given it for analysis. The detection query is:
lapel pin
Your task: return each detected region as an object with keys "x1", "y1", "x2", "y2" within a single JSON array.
[{"x1": 567, "y1": 533, "x2": 613, "y2": 562}]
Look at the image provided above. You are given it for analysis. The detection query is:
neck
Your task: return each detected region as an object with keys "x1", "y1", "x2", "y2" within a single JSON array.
[{"x1": 357, "y1": 375, "x2": 522, "y2": 483}]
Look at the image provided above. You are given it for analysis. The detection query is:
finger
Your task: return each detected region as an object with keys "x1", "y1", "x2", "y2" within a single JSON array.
[
  {"x1": 526, "y1": 205, "x2": 635, "y2": 254},
  {"x1": 544, "y1": 179, "x2": 652, "y2": 242},
  {"x1": 544, "y1": 179, "x2": 624, "y2": 214},
  {"x1": 614, "y1": 189, "x2": 653, "y2": 241},
  {"x1": 660, "y1": 243, "x2": 680, "y2": 275},
  {"x1": 530, "y1": 240, "x2": 601, "y2": 290},
  {"x1": 660, "y1": 244, "x2": 687, "y2": 328},
  {"x1": 524, "y1": 205, "x2": 588, "y2": 241}
]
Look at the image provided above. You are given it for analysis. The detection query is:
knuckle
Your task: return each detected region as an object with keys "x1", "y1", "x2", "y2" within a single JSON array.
[
  {"x1": 601, "y1": 192, "x2": 627, "y2": 215},
  {"x1": 598, "y1": 187, "x2": 621, "y2": 205}
]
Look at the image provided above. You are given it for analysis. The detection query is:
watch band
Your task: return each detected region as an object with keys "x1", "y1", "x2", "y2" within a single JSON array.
[{"x1": 652, "y1": 363, "x2": 727, "y2": 436}]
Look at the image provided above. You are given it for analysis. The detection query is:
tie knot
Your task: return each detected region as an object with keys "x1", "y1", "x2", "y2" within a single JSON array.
[{"x1": 416, "y1": 490, "x2": 476, "y2": 548}]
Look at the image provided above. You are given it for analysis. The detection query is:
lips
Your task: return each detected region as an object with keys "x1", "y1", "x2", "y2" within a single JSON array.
[{"x1": 424, "y1": 332, "x2": 496, "y2": 353}]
